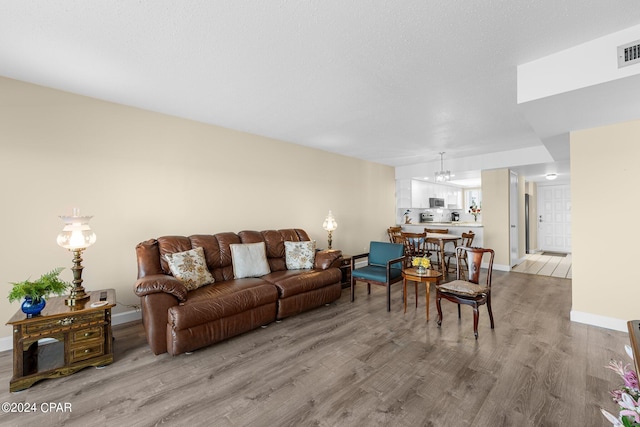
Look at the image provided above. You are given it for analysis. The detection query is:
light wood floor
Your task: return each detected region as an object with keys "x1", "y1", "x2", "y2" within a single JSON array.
[
  {"x1": 512, "y1": 252, "x2": 572, "y2": 279},
  {"x1": 0, "y1": 271, "x2": 627, "y2": 427}
]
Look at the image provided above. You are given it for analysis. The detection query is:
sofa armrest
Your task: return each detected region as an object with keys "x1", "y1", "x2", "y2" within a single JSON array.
[
  {"x1": 134, "y1": 274, "x2": 188, "y2": 302},
  {"x1": 315, "y1": 249, "x2": 343, "y2": 270}
]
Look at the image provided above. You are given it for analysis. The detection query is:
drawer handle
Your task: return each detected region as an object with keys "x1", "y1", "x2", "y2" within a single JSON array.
[
  {"x1": 84, "y1": 349, "x2": 91, "y2": 354},
  {"x1": 58, "y1": 317, "x2": 75, "y2": 326},
  {"x1": 84, "y1": 332, "x2": 91, "y2": 337}
]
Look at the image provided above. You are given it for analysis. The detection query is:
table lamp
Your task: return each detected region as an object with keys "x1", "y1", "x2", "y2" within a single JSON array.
[
  {"x1": 322, "y1": 210, "x2": 338, "y2": 250},
  {"x1": 57, "y1": 208, "x2": 96, "y2": 307}
]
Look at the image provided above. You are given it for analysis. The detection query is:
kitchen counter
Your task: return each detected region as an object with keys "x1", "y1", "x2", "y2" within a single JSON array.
[{"x1": 399, "y1": 222, "x2": 484, "y2": 247}]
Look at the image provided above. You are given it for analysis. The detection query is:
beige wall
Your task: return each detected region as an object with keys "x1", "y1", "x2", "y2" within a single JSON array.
[
  {"x1": 481, "y1": 168, "x2": 511, "y2": 268},
  {"x1": 0, "y1": 77, "x2": 396, "y2": 340},
  {"x1": 571, "y1": 119, "x2": 640, "y2": 325}
]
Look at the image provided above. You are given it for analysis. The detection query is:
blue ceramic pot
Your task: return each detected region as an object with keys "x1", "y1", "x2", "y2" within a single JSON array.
[{"x1": 21, "y1": 296, "x2": 46, "y2": 318}]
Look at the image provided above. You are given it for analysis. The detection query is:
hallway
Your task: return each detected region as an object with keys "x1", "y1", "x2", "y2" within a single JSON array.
[{"x1": 512, "y1": 252, "x2": 572, "y2": 279}]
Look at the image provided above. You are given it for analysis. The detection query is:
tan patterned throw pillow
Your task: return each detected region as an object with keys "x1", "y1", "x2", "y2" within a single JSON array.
[
  {"x1": 284, "y1": 241, "x2": 316, "y2": 270},
  {"x1": 164, "y1": 247, "x2": 215, "y2": 290}
]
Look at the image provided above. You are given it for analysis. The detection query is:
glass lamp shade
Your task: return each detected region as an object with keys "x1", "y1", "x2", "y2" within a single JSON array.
[
  {"x1": 56, "y1": 209, "x2": 96, "y2": 250},
  {"x1": 435, "y1": 152, "x2": 451, "y2": 182},
  {"x1": 435, "y1": 170, "x2": 451, "y2": 182},
  {"x1": 322, "y1": 210, "x2": 338, "y2": 232}
]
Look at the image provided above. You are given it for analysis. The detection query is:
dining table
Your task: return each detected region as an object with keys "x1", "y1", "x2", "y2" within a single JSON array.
[{"x1": 426, "y1": 232, "x2": 462, "y2": 278}]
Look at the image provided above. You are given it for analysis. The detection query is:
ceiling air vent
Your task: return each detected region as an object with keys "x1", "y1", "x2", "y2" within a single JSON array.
[{"x1": 618, "y1": 40, "x2": 640, "y2": 68}]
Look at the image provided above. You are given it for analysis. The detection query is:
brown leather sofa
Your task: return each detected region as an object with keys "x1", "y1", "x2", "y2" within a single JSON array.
[{"x1": 134, "y1": 229, "x2": 342, "y2": 355}]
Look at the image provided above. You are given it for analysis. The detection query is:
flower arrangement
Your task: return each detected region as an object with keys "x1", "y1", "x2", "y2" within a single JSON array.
[
  {"x1": 601, "y1": 346, "x2": 640, "y2": 426},
  {"x1": 412, "y1": 256, "x2": 430, "y2": 270},
  {"x1": 469, "y1": 202, "x2": 481, "y2": 222}
]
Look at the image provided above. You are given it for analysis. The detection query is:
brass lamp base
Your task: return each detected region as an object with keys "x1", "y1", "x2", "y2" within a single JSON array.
[
  {"x1": 65, "y1": 290, "x2": 90, "y2": 308},
  {"x1": 65, "y1": 248, "x2": 90, "y2": 308}
]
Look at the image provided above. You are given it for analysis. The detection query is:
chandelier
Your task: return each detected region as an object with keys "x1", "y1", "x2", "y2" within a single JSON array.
[{"x1": 434, "y1": 152, "x2": 451, "y2": 182}]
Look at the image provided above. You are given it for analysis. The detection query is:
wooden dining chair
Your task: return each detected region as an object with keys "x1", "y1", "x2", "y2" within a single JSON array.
[
  {"x1": 444, "y1": 231, "x2": 475, "y2": 275},
  {"x1": 387, "y1": 226, "x2": 403, "y2": 244},
  {"x1": 400, "y1": 231, "x2": 427, "y2": 267},
  {"x1": 424, "y1": 228, "x2": 449, "y2": 265},
  {"x1": 435, "y1": 246, "x2": 495, "y2": 339},
  {"x1": 351, "y1": 241, "x2": 405, "y2": 312},
  {"x1": 424, "y1": 228, "x2": 449, "y2": 234}
]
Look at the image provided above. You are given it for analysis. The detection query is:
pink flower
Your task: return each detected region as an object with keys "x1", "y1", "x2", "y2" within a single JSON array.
[
  {"x1": 625, "y1": 370, "x2": 640, "y2": 390},
  {"x1": 607, "y1": 360, "x2": 627, "y2": 377},
  {"x1": 611, "y1": 389, "x2": 625, "y2": 401},
  {"x1": 602, "y1": 352, "x2": 640, "y2": 426},
  {"x1": 617, "y1": 393, "x2": 640, "y2": 424},
  {"x1": 620, "y1": 409, "x2": 640, "y2": 424}
]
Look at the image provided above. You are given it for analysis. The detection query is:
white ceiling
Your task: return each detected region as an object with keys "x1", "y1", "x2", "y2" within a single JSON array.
[{"x1": 1, "y1": 1, "x2": 639, "y2": 183}]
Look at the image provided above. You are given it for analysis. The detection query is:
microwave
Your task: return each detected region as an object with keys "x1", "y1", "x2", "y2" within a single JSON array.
[{"x1": 429, "y1": 198, "x2": 445, "y2": 208}]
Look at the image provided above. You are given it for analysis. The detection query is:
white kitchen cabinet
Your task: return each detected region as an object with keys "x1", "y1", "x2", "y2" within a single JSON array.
[
  {"x1": 400, "y1": 179, "x2": 464, "y2": 209},
  {"x1": 410, "y1": 180, "x2": 437, "y2": 208},
  {"x1": 396, "y1": 179, "x2": 412, "y2": 208}
]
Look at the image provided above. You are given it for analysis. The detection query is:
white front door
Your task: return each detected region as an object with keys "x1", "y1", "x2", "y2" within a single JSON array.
[{"x1": 537, "y1": 184, "x2": 571, "y2": 253}]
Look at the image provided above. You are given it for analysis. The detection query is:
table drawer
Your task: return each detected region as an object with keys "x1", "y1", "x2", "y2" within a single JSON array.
[
  {"x1": 25, "y1": 311, "x2": 105, "y2": 334},
  {"x1": 70, "y1": 341, "x2": 105, "y2": 363},
  {"x1": 71, "y1": 327, "x2": 103, "y2": 343}
]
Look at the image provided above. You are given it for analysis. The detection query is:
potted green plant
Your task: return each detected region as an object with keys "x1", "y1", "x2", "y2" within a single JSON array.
[{"x1": 8, "y1": 267, "x2": 71, "y2": 318}]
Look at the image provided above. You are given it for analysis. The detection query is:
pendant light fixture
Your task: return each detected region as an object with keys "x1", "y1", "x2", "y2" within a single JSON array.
[{"x1": 435, "y1": 152, "x2": 451, "y2": 183}]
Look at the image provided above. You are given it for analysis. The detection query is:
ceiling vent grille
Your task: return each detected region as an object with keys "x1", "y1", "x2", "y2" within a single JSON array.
[{"x1": 618, "y1": 40, "x2": 640, "y2": 68}]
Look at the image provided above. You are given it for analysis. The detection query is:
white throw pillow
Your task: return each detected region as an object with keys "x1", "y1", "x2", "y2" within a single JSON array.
[
  {"x1": 230, "y1": 242, "x2": 271, "y2": 279},
  {"x1": 284, "y1": 240, "x2": 316, "y2": 270},
  {"x1": 164, "y1": 247, "x2": 215, "y2": 291}
]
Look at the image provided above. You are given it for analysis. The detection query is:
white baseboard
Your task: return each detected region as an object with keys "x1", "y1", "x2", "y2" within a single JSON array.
[
  {"x1": 570, "y1": 310, "x2": 628, "y2": 332},
  {"x1": 0, "y1": 308, "x2": 627, "y2": 351},
  {"x1": 0, "y1": 309, "x2": 142, "y2": 353},
  {"x1": 0, "y1": 336, "x2": 11, "y2": 353},
  {"x1": 113, "y1": 309, "x2": 142, "y2": 325},
  {"x1": 493, "y1": 263, "x2": 511, "y2": 272}
]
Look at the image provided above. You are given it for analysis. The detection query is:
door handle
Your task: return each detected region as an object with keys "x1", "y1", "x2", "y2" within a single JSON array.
[{"x1": 539, "y1": 215, "x2": 543, "y2": 223}]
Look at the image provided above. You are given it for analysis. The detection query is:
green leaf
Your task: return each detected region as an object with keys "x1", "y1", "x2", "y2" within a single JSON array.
[{"x1": 7, "y1": 268, "x2": 71, "y2": 302}]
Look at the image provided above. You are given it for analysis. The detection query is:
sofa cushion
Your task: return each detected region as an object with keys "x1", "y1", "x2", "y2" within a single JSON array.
[
  {"x1": 284, "y1": 240, "x2": 316, "y2": 270},
  {"x1": 262, "y1": 268, "x2": 342, "y2": 298},
  {"x1": 352, "y1": 265, "x2": 402, "y2": 283},
  {"x1": 230, "y1": 242, "x2": 271, "y2": 278},
  {"x1": 164, "y1": 247, "x2": 215, "y2": 291},
  {"x1": 437, "y1": 280, "x2": 489, "y2": 297},
  {"x1": 168, "y1": 278, "x2": 278, "y2": 330}
]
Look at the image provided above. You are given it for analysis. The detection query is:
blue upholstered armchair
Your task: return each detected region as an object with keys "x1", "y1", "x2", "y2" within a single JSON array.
[{"x1": 350, "y1": 241, "x2": 405, "y2": 312}]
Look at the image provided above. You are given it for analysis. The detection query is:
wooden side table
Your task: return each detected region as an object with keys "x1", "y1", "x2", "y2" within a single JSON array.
[
  {"x1": 402, "y1": 268, "x2": 442, "y2": 320},
  {"x1": 6, "y1": 289, "x2": 116, "y2": 392},
  {"x1": 339, "y1": 254, "x2": 352, "y2": 289}
]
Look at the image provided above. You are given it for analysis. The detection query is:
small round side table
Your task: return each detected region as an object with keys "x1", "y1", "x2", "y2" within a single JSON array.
[{"x1": 402, "y1": 267, "x2": 443, "y2": 321}]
